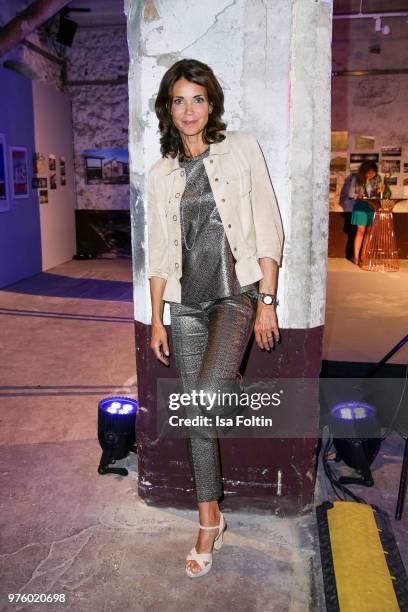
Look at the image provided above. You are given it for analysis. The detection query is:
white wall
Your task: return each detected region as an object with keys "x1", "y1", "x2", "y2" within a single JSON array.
[{"x1": 32, "y1": 80, "x2": 76, "y2": 271}]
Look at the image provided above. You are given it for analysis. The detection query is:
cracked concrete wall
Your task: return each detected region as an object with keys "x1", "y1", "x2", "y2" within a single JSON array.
[
  {"x1": 127, "y1": 0, "x2": 332, "y2": 328},
  {"x1": 67, "y1": 26, "x2": 130, "y2": 210}
]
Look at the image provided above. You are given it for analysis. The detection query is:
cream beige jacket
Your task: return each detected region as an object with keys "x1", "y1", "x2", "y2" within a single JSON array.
[{"x1": 147, "y1": 130, "x2": 284, "y2": 303}]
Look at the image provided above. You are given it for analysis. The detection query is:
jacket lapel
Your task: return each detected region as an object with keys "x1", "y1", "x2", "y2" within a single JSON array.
[{"x1": 163, "y1": 131, "x2": 230, "y2": 175}]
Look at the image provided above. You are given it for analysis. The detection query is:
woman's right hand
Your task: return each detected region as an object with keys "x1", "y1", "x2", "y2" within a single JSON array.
[{"x1": 150, "y1": 320, "x2": 170, "y2": 366}]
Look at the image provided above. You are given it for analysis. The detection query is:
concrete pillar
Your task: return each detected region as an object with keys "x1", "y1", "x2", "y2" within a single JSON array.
[{"x1": 126, "y1": 0, "x2": 332, "y2": 512}]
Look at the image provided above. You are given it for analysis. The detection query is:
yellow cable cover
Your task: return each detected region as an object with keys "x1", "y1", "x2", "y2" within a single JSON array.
[{"x1": 327, "y1": 501, "x2": 399, "y2": 611}]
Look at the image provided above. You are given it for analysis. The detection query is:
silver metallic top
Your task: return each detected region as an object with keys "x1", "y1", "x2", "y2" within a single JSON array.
[{"x1": 179, "y1": 147, "x2": 257, "y2": 304}]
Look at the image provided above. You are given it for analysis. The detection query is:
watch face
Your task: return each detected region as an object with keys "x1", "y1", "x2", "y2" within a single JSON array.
[{"x1": 263, "y1": 295, "x2": 273, "y2": 305}]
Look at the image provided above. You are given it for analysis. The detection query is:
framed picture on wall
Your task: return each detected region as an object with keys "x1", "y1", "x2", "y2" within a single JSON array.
[
  {"x1": 83, "y1": 148, "x2": 129, "y2": 185},
  {"x1": 33, "y1": 152, "x2": 46, "y2": 175},
  {"x1": 0, "y1": 133, "x2": 10, "y2": 212},
  {"x1": 10, "y1": 146, "x2": 29, "y2": 199},
  {"x1": 39, "y1": 189, "x2": 48, "y2": 204},
  {"x1": 60, "y1": 157, "x2": 66, "y2": 186}
]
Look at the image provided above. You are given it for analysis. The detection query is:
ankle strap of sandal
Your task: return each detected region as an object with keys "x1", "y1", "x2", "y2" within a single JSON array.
[{"x1": 199, "y1": 514, "x2": 223, "y2": 530}]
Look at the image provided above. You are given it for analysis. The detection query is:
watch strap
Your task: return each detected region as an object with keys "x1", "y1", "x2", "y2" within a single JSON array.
[{"x1": 258, "y1": 293, "x2": 279, "y2": 306}]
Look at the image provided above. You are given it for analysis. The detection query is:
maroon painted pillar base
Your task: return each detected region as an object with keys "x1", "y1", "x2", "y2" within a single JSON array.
[{"x1": 135, "y1": 321, "x2": 323, "y2": 515}]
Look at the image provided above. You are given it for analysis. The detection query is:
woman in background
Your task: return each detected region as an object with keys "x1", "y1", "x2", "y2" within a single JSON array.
[{"x1": 349, "y1": 160, "x2": 383, "y2": 264}]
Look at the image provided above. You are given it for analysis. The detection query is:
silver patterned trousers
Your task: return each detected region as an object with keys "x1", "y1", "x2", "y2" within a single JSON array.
[{"x1": 169, "y1": 291, "x2": 257, "y2": 503}]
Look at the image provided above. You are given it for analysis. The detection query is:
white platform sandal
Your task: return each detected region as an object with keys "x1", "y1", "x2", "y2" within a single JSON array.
[{"x1": 185, "y1": 513, "x2": 227, "y2": 578}]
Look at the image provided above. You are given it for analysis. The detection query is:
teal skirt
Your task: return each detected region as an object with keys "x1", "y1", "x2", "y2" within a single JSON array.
[{"x1": 351, "y1": 199, "x2": 374, "y2": 227}]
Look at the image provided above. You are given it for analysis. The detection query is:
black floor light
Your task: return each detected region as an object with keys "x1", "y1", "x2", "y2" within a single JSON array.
[
  {"x1": 329, "y1": 400, "x2": 382, "y2": 487},
  {"x1": 98, "y1": 397, "x2": 138, "y2": 476}
]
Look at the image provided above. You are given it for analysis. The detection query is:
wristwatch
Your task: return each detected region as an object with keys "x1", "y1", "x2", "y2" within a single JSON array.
[{"x1": 257, "y1": 293, "x2": 279, "y2": 306}]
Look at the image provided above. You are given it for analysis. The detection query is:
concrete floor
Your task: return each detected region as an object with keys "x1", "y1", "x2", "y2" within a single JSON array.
[
  {"x1": 323, "y1": 258, "x2": 408, "y2": 364},
  {"x1": 0, "y1": 260, "x2": 323, "y2": 612},
  {"x1": 0, "y1": 258, "x2": 407, "y2": 611}
]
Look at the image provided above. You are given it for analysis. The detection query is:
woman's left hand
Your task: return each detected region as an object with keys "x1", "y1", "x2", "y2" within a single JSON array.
[{"x1": 254, "y1": 303, "x2": 280, "y2": 351}]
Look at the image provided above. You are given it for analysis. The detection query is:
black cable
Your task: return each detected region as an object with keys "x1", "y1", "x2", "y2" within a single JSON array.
[
  {"x1": 322, "y1": 434, "x2": 367, "y2": 504},
  {"x1": 323, "y1": 437, "x2": 346, "y2": 501},
  {"x1": 367, "y1": 333, "x2": 408, "y2": 378},
  {"x1": 322, "y1": 437, "x2": 344, "y2": 501}
]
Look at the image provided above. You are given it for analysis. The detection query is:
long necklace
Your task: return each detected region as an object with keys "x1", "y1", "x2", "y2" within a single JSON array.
[{"x1": 180, "y1": 152, "x2": 208, "y2": 251}]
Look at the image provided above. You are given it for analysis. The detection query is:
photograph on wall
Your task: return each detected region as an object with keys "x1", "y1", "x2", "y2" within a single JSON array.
[
  {"x1": 49, "y1": 154, "x2": 56, "y2": 172},
  {"x1": 350, "y1": 153, "x2": 379, "y2": 164},
  {"x1": 83, "y1": 148, "x2": 129, "y2": 185},
  {"x1": 330, "y1": 156, "x2": 347, "y2": 172},
  {"x1": 381, "y1": 159, "x2": 401, "y2": 174},
  {"x1": 331, "y1": 131, "x2": 348, "y2": 151},
  {"x1": 60, "y1": 157, "x2": 66, "y2": 186},
  {"x1": 355, "y1": 135, "x2": 375, "y2": 150},
  {"x1": 381, "y1": 146, "x2": 402, "y2": 157},
  {"x1": 350, "y1": 152, "x2": 379, "y2": 173},
  {"x1": 10, "y1": 146, "x2": 29, "y2": 199},
  {"x1": 33, "y1": 177, "x2": 48, "y2": 189},
  {"x1": 33, "y1": 152, "x2": 46, "y2": 175},
  {"x1": 388, "y1": 176, "x2": 398, "y2": 186},
  {"x1": 403, "y1": 162, "x2": 408, "y2": 173},
  {"x1": 0, "y1": 133, "x2": 10, "y2": 212},
  {"x1": 50, "y1": 172, "x2": 57, "y2": 190},
  {"x1": 39, "y1": 189, "x2": 48, "y2": 204}
]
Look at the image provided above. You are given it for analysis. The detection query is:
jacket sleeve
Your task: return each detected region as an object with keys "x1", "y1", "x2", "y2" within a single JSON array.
[
  {"x1": 146, "y1": 169, "x2": 169, "y2": 280},
  {"x1": 247, "y1": 133, "x2": 284, "y2": 266}
]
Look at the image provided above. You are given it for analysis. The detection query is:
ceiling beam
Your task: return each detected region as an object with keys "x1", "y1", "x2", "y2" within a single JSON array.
[{"x1": 0, "y1": 0, "x2": 71, "y2": 58}]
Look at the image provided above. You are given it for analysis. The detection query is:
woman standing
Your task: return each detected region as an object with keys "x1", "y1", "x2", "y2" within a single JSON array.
[
  {"x1": 349, "y1": 160, "x2": 383, "y2": 264},
  {"x1": 147, "y1": 59, "x2": 284, "y2": 577}
]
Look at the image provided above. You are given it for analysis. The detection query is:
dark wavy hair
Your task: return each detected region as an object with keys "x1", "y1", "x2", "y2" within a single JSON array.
[
  {"x1": 356, "y1": 160, "x2": 378, "y2": 187},
  {"x1": 154, "y1": 59, "x2": 227, "y2": 159}
]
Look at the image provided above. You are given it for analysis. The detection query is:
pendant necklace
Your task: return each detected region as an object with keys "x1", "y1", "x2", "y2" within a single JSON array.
[{"x1": 180, "y1": 149, "x2": 208, "y2": 251}]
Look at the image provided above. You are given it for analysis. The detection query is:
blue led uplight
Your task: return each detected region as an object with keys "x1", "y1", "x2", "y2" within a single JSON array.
[
  {"x1": 330, "y1": 401, "x2": 375, "y2": 421},
  {"x1": 99, "y1": 397, "x2": 138, "y2": 415}
]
